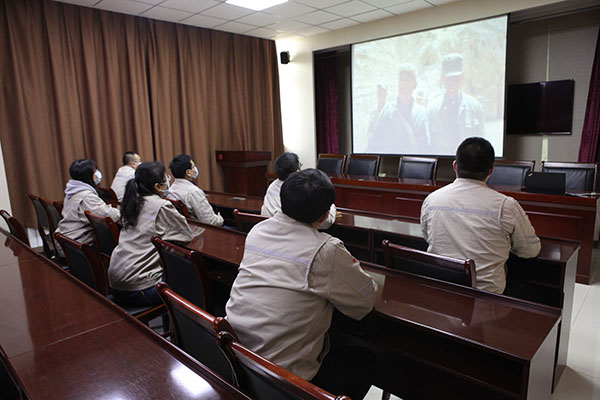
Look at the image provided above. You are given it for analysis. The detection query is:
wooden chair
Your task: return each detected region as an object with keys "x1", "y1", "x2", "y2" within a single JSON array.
[
  {"x1": 54, "y1": 232, "x2": 166, "y2": 325},
  {"x1": 398, "y1": 156, "x2": 438, "y2": 180},
  {"x1": 217, "y1": 331, "x2": 350, "y2": 400},
  {"x1": 233, "y1": 209, "x2": 269, "y2": 233},
  {"x1": 97, "y1": 187, "x2": 119, "y2": 205},
  {"x1": 152, "y1": 237, "x2": 214, "y2": 314},
  {"x1": 39, "y1": 197, "x2": 62, "y2": 252},
  {"x1": 53, "y1": 200, "x2": 63, "y2": 214},
  {"x1": 0, "y1": 210, "x2": 30, "y2": 246},
  {"x1": 316, "y1": 154, "x2": 347, "y2": 175},
  {"x1": 487, "y1": 160, "x2": 535, "y2": 187},
  {"x1": 382, "y1": 240, "x2": 476, "y2": 287},
  {"x1": 167, "y1": 198, "x2": 191, "y2": 218},
  {"x1": 28, "y1": 194, "x2": 56, "y2": 258},
  {"x1": 541, "y1": 161, "x2": 598, "y2": 192},
  {"x1": 156, "y1": 282, "x2": 238, "y2": 383},
  {"x1": 345, "y1": 155, "x2": 380, "y2": 176},
  {"x1": 84, "y1": 210, "x2": 120, "y2": 270}
]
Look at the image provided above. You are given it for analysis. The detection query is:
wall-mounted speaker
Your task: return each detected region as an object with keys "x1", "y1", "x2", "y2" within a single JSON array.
[{"x1": 280, "y1": 51, "x2": 290, "y2": 64}]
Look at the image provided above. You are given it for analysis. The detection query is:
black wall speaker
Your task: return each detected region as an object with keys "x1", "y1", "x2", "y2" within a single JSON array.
[{"x1": 280, "y1": 51, "x2": 290, "y2": 64}]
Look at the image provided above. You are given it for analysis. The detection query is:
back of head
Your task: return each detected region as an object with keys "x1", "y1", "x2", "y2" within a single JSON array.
[
  {"x1": 121, "y1": 161, "x2": 166, "y2": 229},
  {"x1": 455, "y1": 137, "x2": 495, "y2": 181},
  {"x1": 122, "y1": 151, "x2": 138, "y2": 165},
  {"x1": 69, "y1": 159, "x2": 97, "y2": 188},
  {"x1": 275, "y1": 152, "x2": 300, "y2": 181},
  {"x1": 281, "y1": 169, "x2": 335, "y2": 224},
  {"x1": 169, "y1": 154, "x2": 192, "y2": 179}
]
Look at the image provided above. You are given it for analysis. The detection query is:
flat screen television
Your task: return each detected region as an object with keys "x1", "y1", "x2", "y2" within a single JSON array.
[{"x1": 506, "y1": 79, "x2": 574, "y2": 135}]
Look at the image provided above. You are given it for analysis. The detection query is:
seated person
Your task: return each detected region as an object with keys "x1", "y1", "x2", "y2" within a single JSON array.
[
  {"x1": 110, "y1": 151, "x2": 142, "y2": 201},
  {"x1": 108, "y1": 161, "x2": 193, "y2": 306},
  {"x1": 420, "y1": 137, "x2": 541, "y2": 294},
  {"x1": 226, "y1": 169, "x2": 378, "y2": 399},
  {"x1": 262, "y1": 152, "x2": 337, "y2": 229},
  {"x1": 56, "y1": 159, "x2": 120, "y2": 253},
  {"x1": 167, "y1": 154, "x2": 223, "y2": 226}
]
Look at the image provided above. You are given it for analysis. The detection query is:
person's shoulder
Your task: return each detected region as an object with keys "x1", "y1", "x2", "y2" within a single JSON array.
[{"x1": 460, "y1": 92, "x2": 483, "y2": 108}]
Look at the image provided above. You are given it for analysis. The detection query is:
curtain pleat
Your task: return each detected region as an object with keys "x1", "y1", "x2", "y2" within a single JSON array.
[{"x1": 578, "y1": 29, "x2": 600, "y2": 163}]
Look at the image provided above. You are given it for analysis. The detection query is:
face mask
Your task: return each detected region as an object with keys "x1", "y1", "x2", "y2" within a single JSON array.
[
  {"x1": 93, "y1": 170, "x2": 102, "y2": 185},
  {"x1": 160, "y1": 178, "x2": 171, "y2": 197},
  {"x1": 190, "y1": 166, "x2": 199, "y2": 180}
]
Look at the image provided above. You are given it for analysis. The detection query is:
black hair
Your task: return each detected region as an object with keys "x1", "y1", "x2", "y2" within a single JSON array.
[
  {"x1": 121, "y1": 161, "x2": 166, "y2": 230},
  {"x1": 281, "y1": 169, "x2": 335, "y2": 224},
  {"x1": 455, "y1": 137, "x2": 495, "y2": 181},
  {"x1": 169, "y1": 154, "x2": 193, "y2": 179},
  {"x1": 69, "y1": 159, "x2": 97, "y2": 189},
  {"x1": 275, "y1": 152, "x2": 300, "y2": 181},
  {"x1": 122, "y1": 151, "x2": 138, "y2": 165}
]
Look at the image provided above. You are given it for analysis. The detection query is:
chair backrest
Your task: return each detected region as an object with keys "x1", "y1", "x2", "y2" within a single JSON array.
[
  {"x1": 316, "y1": 154, "x2": 347, "y2": 175},
  {"x1": 346, "y1": 155, "x2": 380, "y2": 176},
  {"x1": 382, "y1": 240, "x2": 476, "y2": 287},
  {"x1": 152, "y1": 237, "x2": 212, "y2": 313},
  {"x1": 54, "y1": 232, "x2": 108, "y2": 295},
  {"x1": 487, "y1": 160, "x2": 535, "y2": 187},
  {"x1": 96, "y1": 187, "x2": 119, "y2": 205},
  {"x1": 84, "y1": 210, "x2": 120, "y2": 257},
  {"x1": 28, "y1": 194, "x2": 55, "y2": 258},
  {"x1": 233, "y1": 209, "x2": 269, "y2": 233},
  {"x1": 167, "y1": 198, "x2": 191, "y2": 218},
  {"x1": 217, "y1": 332, "x2": 349, "y2": 400},
  {"x1": 0, "y1": 210, "x2": 30, "y2": 246},
  {"x1": 398, "y1": 156, "x2": 438, "y2": 180},
  {"x1": 53, "y1": 200, "x2": 63, "y2": 214},
  {"x1": 156, "y1": 282, "x2": 237, "y2": 383},
  {"x1": 39, "y1": 197, "x2": 62, "y2": 233},
  {"x1": 541, "y1": 161, "x2": 598, "y2": 192}
]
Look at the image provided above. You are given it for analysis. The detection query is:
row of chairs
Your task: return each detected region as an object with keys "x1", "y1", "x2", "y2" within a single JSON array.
[{"x1": 317, "y1": 153, "x2": 599, "y2": 191}]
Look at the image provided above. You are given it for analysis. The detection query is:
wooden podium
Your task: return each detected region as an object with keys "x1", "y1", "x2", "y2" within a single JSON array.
[{"x1": 216, "y1": 150, "x2": 271, "y2": 197}]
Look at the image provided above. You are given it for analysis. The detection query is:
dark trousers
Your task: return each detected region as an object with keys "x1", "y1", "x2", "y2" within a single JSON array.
[
  {"x1": 112, "y1": 285, "x2": 161, "y2": 307},
  {"x1": 311, "y1": 345, "x2": 377, "y2": 400}
]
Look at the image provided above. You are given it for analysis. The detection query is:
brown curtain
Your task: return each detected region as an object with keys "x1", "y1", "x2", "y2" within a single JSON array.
[{"x1": 0, "y1": 0, "x2": 283, "y2": 227}]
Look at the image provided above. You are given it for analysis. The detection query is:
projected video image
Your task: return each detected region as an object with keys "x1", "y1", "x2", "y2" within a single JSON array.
[{"x1": 352, "y1": 16, "x2": 507, "y2": 156}]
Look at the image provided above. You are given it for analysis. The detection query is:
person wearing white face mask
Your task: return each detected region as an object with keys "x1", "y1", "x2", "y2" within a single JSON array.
[
  {"x1": 167, "y1": 154, "x2": 223, "y2": 226},
  {"x1": 110, "y1": 151, "x2": 142, "y2": 202},
  {"x1": 108, "y1": 161, "x2": 192, "y2": 306},
  {"x1": 55, "y1": 159, "x2": 121, "y2": 255}
]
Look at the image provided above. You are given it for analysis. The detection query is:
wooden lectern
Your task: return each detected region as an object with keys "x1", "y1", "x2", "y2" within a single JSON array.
[{"x1": 216, "y1": 150, "x2": 271, "y2": 197}]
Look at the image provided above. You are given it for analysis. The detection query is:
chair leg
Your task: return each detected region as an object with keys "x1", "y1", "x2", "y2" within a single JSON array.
[{"x1": 382, "y1": 390, "x2": 391, "y2": 400}]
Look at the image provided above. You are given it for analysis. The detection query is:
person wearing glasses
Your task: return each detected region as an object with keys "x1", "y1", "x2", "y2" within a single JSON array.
[
  {"x1": 108, "y1": 161, "x2": 193, "y2": 307},
  {"x1": 167, "y1": 154, "x2": 223, "y2": 226},
  {"x1": 261, "y1": 152, "x2": 337, "y2": 229}
]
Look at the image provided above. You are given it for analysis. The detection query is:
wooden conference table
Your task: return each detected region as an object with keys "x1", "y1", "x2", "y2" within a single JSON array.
[
  {"x1": 185, "y1": 220, "x2": 565, "y2": 400},
  {"x1": 0, "y1": 230, "x2": 249, "y2": 400},
  {"x1": 261, "y1": 173, "x2": 597, "y2": 285}
]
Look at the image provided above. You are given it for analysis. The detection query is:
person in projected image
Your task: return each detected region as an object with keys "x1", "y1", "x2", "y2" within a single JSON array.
[
  {"x1": 366, "y1": 63, "x2": 428, "y2": 153},
  {"x1": 427, "y1": 53, "x2": 484, "y2": 154},
  {"x1": 365, "y1": 83, "x2": 387, "y2": 146}
]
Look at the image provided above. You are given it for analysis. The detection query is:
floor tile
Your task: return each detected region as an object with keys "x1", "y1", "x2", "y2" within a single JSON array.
[{"x1": 553, "y1": 367, "x2": 600, "y2": 399}]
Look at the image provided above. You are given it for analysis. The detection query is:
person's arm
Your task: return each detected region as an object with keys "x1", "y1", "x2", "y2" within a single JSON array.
[
  {"x1": 420, "y1": 197, "x2": 431, "y2": 244},
  {"x1": 81, "y1": 192, "x2": 120, "y2": 222},
  {"x1": 309, "y1": 238, "x2": 377, "y2": 320},
  {"x1": 502, "y1": 197, "x2": 541, "y2": 259},
  {"x1": 189, "y1": 188, "x2": 223, "y2": 226},
  {"x1": 155, "y1": 202, "x2": 194, "y2": 243}
]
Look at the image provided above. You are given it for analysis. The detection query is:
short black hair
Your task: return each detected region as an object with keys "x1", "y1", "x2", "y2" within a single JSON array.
[
  {"x1": 123, "y1": 151, "x2": 138, "y2": 165},
  {"x1": 281, "y1": 169, "x2": 335, "y2": 224},
  {"x1": 275, "y1": 152, "x2": 300, "y2": 181},
  {"x1": 455, "y1": 137, "x2": 495, "y2": 180},
  {"x1": 169, "y1": 154, "x2": 193, "y2": 179},
  {"x1": 121, "y1": 161, "x2": 167, "y2": 229},
  {"x1": 69, "y1": 159, "x2": 97, "y2": 188}
]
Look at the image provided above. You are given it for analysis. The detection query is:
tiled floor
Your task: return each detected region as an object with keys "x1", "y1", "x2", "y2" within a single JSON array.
[{"x1": 365, "y1": 270, "x2": 600, "y2": 400}]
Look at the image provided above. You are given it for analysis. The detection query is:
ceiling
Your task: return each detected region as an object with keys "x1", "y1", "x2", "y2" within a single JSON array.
[{"x1": 54, "y1": 0, "x2": 459, "y2": 40}]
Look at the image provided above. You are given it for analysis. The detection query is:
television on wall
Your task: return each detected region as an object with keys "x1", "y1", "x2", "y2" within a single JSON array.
[{"x1": 506, "y1": 79, "x2": 575, "y2": 135}]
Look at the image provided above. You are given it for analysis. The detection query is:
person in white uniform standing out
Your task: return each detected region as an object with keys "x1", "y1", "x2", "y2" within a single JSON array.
[
  {"x1": 261, "y1": 152, "x2": 336, "y2": 229},
  {"x1": 420, "y1": 137, "x2": 541, "y2": 294},
  {"x1": 110, "y1": 151, "x2": 142, "y2": 201},
  {"x1": 227, "y1": 168, "x2": 378, "y2": 399},
  {"x1": 167, "y1": 154, "x2": 223, "y2": 226}
]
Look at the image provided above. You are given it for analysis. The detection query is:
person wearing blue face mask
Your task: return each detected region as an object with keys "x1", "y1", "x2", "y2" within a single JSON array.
[
  {"x1": 108, "y1": 161, "x2": 193, "y2": 307},
  {"x1": 55, "y1": 159, "x2": 120, "y2": 255},
  {"x1": 167, "y1": 154, "x2": 224, "y2": 226}
]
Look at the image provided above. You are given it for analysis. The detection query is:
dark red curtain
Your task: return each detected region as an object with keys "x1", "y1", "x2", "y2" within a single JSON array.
[
  {"x1": 578, "y1": 28, "x2": 600, "y2": 162},
  {"x1": 315, "y1": 54, "x2": 339, "y2": 154}
]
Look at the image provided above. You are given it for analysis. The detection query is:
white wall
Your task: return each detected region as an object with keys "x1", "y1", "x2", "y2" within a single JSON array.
[{"x1": 276, "y1": 0, "x2": 569, "y2": 167}]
